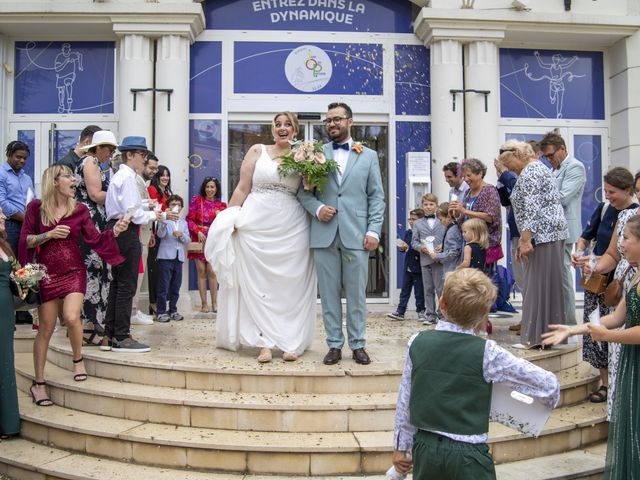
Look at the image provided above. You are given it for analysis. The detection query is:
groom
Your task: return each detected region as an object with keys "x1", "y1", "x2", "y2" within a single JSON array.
[{"x1": 298, "y1": 102, "x2": 385, "y2": 365}]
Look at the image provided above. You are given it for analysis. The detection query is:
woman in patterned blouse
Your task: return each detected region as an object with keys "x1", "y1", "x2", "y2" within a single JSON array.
[
  {"x1": 187, "y1": 177, "x2": 227, "y2": 313},
  {"x1": 498, "y1": 140, "x2": 569, "y2": 346}
]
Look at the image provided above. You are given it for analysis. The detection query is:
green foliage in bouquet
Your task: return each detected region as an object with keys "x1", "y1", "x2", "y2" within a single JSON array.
[{"x1": 277, "y1": 140, "x2": 340, "y2": 193}]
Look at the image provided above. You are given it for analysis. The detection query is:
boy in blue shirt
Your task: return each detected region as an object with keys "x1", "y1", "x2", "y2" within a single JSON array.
[
  {"x1": 155, "y1": 194, "x2": 190, "y2": 322},
  {"x1": 388, "y1": 209, "x2": 426, "y2": 321}
]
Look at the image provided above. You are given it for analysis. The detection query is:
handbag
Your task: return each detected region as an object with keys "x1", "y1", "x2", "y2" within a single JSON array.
[
  {"x1": 485, "y1": 244, "x2": 504, "y2": 264},
  {"x1": 603, "y1": 265, "x2": 633, "y2": 307},
  {"x1": 188, "y1": 197, "x2": 208, "y2": 254},
  {"x1": 188, "y1": 241, "x2": 204, "y2": 253},
  {"x1": 580, "y1": 272, "x2": 610, "y2": 295},
  {"x1": 10, "y1": 279, "x2": 41, "y2": 311}
]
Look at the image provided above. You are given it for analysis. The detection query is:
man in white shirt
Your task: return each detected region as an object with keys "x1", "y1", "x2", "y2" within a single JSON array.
[
  {"x1": 442, "y1": 162, "x2": 469, "y2": 202},
  {"x1": 101, "y1": 136, "x2": 176, "y2": 353}
]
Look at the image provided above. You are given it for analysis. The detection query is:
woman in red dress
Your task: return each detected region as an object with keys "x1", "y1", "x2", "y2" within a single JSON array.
[
  {"x1": 19, "y1": 165, "x2": 128, "y2": 406},
  {"x1": 187, "y1": 177, "x2": 226, "y2": 313}
]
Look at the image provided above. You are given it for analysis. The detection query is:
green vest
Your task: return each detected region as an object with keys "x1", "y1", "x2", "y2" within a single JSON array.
[{"x1": 409, "y1": 330, "x2": 491, "y2": 436}]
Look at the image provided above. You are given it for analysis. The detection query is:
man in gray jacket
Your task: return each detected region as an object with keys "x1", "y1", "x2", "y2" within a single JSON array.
[{"x1": 540, "y1": 131, "x2": 586, "y2": 326}]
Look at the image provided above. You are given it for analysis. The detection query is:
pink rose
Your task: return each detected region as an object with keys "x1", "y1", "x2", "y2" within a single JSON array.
[
  {"x1": 294, "y1": 149, "x2": 306, "y2": 162},
  {"x1": 314, "y1": 152, "x2": 326, "y2": 164}
]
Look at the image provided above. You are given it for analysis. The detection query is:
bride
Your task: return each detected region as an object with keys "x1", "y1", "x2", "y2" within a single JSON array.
[{"x1": 205, "y1": 112, "x2": 316, "y2": 363}]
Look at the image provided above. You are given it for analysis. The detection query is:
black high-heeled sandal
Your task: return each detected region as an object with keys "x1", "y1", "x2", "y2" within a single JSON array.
[
  {"x1": 72, "y1": 357, "x2": 88, "y2": 382},
  {"x1": 30, "y1": 381, "x2": 53, "y2": 407}
]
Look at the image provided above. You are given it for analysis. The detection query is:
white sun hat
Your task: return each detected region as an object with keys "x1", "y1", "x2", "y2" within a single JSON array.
[{"x1": 80, "y1": 130, "x2": 118, "y2": 151}]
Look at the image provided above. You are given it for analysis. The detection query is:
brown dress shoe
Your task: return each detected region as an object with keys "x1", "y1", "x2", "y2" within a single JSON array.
[
  {"x1": 352, "y1": 348, "x2": 371, "y2": 365},
  {"x1": 509, "y1": 323, "x2": 522, "y2": 333},
  {"x1": 323, "y1": 348, "x2": 342, "y2": 365}
]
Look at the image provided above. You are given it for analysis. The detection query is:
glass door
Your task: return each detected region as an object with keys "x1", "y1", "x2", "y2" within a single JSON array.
[
  {"x1": 227, "y1": 119, "x2": 389, "y2": 298},
  {"x1": 9, "y1": 121, "x2": 117, "y2": 195}
]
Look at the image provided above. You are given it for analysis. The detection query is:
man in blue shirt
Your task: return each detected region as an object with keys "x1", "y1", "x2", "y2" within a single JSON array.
[{"x1": 0, "y1": 140, "x2": 35, "y2": 323}]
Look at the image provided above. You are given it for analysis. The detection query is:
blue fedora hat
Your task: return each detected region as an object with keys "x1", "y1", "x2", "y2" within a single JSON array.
[{"x1": 118, "y1": 136, "x2": 149, "y2": 152}]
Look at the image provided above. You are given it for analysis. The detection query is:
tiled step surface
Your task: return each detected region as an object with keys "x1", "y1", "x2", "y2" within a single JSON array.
[
  {"x1": 16, "y1": 391, "x2": 607, "y2": 475},
  {"x1": 0, "y1": 438, "x2": 606, "y2": 480},
  {"x1": 43, "y1": 337, "x2": 584, "y2": 393},
  {"x1": 14, "y1": 353, "x2": 599, "y2": 433}
]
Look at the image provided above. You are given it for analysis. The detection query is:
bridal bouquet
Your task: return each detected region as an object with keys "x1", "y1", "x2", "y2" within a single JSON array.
[
  {"x1": 10, "y1": 259, "x2": 47, "y2": 310},
  {"x1": 277, "y1": 140, "x2": 339, "y2": 193}
]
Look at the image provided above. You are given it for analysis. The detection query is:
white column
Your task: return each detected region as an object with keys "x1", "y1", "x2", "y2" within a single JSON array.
[
  {"x1": 154, "y1": 34, "x2": 192, "y2": 312},
  {"x1": 464, "y1": 40, "x2": 500, "y2": 184},
  {"x1": 155, "y1": 35, "x2": 190, "y2": 201},
  {"x1": 610, "y1": 30, "x2": 640, "y2": 170},
  {"x1": 429, "y1": 39, "x2": 465, "y2": 204},
  {"x1": 118, "y1": 34, "x2": 154, "y2": 141}
]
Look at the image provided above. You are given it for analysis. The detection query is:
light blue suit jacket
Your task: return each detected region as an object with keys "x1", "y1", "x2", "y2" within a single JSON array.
[
  {"x1": 554, "y1": 155, "x2": 586, "y2": 243},
  {"x1": 297, "y1": 142, "x2": 385, "y2": 250},
  {"x1": 156, "y1": 218, "x2": 190, "y2": 262}
]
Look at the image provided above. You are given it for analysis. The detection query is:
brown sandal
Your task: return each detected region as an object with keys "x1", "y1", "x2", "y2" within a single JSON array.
[{"x1": 589, "y1": 385, "x2": 607, "y2": 403}]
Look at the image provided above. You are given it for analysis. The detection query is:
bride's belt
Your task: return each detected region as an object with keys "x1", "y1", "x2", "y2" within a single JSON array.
[{"x1": 251, "y1": 183, "x2": 296, "y2": 196}]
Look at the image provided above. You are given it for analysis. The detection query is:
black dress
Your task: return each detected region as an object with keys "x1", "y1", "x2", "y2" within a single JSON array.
[
  {"x1": 468, "y1": 242, "x2": 487, "y2": 272},
  {"x1": 75, "y1": 156, "x2": 111, "y2": 325}
]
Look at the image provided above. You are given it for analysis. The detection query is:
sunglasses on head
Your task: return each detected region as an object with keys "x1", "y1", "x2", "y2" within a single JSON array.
[{"x1": 499, "y1": 148, "x2": 515, "y2": 155}]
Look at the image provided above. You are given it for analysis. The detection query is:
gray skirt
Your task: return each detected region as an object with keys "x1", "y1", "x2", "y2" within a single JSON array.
[{"x1": 521, "y1": 240, "x2": 566, "y2": 346}]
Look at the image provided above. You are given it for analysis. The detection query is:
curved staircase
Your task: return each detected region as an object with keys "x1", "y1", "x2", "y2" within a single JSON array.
[{"x1": 2, "y1": 312, "x2": 607, "y2": 479}]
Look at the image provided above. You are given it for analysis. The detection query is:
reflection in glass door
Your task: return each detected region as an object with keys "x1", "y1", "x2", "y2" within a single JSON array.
[
  {"x1": 9, "y1": 122, "x2": 117, "y2": 195},
  {"x1": 227, "y1": 120, "x2": 389, "y2": 298}
]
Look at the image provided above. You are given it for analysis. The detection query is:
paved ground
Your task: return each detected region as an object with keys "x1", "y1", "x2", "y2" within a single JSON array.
[{"x1": 30, "y1": 298, "x2": 584, "y2": 375}]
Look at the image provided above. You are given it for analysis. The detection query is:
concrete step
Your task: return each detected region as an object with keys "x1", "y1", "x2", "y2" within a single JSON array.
[
  {"x1": 494, "y1": 442, "x2": 606, "y2": 479},
  {"x1": 17, "y1": 391, "x2": 607, "y2": 475},
  {"x1": 14, "y1": 354, "x2": 599, "y2": 433},
  {"x1": 0, "y1": 438, "x2": 606, "y2": 480},
  {"x1": 42, "y1": 331, "x2": 584, "y2": 394}
]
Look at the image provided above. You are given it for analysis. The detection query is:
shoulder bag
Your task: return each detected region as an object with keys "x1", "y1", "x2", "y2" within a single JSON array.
[{"x1": 603, "y1": 265, "x2": 633, "y2": 307}]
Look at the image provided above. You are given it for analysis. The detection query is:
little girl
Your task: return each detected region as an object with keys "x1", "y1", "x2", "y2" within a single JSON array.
[
  {"x1": 543, "y1": 215, "x2": 640, "y2": 479},
  {"x1": 456, "y1": 218, "x2": 488, "y2": 273}
]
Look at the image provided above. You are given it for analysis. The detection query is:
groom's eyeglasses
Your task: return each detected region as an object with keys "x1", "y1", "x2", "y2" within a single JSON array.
[{"x1": 323, "y1": 116, "x2": 350, "y2": 125}]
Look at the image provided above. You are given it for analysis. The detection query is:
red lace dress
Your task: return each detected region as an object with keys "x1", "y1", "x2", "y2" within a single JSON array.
[
  {"x1": 186, "y1": 196, "x2": 227, "y2": 262},
  {"x1": 19, "y1": 200, "x2": 125, "y2": 303}
]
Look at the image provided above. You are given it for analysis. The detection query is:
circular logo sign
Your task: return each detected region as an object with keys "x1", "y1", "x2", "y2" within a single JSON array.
[{"x1": 284, "y1": 45, "x2": 333, "y2": 93}]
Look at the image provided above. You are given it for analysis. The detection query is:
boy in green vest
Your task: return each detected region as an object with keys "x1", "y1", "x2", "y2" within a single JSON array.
[{"x1": 392, "y1": 268, "x2": 559, "y2": 479}]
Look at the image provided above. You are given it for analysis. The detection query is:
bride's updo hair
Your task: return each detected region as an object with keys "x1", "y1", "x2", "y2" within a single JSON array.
[{"x1": 272, "y1": 111, "x2": 299, "y2": 139}]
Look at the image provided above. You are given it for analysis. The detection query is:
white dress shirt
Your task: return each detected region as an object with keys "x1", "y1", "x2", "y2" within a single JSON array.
[
  {"x1": 105, "y1": 163, "x2": 156, "y2": 225},
  {"x1": 334, "y1": 138, "x2": 352, "y2": 184}
]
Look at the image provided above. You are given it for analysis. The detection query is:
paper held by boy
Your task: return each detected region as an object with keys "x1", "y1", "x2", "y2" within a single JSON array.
[{"x1": 490, "y1": 383, "x2": 553, "y2": 436}]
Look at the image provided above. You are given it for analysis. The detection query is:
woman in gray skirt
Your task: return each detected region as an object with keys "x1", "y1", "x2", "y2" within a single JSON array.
[{"x1": 498, "y1": 140, "x2": 568, "y2": 346}]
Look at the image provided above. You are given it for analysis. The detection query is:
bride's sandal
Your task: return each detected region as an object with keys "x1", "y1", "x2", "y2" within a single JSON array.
[
  {"x1": 30, "y1": 381, "x2": 53, "y2": 407},
  {"x1": 282, "y1": 352, "x2": 298, "y2": 362},
  {"x1": 72, "y1": 357, "x2": 88, "y2": 382},
  {"x1": 257, "y1": 348, "x2": 272, "y2": 363}
]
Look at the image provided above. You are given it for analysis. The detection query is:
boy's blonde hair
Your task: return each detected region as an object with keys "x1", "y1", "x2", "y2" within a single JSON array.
[
  {"x1": 462, "y1": 218, "x2": 489, "y2": 249},
  {"x1": 421, "y1": 193, "x2": 438, "y2": 204},
  {"x1": 442, "y1": 269, "x2": 497, "y2": 329},
  {"x1": 436, "y1": 202, "x2": 449, "y2": 219}
]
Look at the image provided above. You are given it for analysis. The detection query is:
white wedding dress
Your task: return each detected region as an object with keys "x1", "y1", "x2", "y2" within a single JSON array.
[{"x1": 205, "y1": 145, "x2": 316, "y2": 355}]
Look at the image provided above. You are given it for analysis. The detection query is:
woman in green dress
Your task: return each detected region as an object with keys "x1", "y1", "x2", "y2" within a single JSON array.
[
  {"x1": 0, "y1": 206, "x2": 20, "y2": 438},
  {"x1": 543, "y1": 214, "x2": 640, "y2": 479}
]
